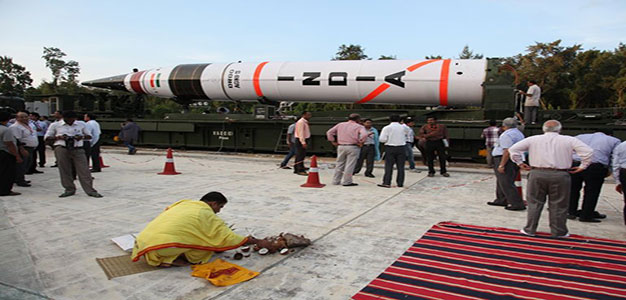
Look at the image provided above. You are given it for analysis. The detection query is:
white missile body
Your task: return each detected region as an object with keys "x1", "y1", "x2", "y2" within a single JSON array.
[{"x1": 83, "y1": 59, "x2": 488, "y2": 106}]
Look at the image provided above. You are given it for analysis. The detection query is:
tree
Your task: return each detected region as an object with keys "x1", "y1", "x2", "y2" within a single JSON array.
[
  {"x1": 41, "y1": 47, "x2": 81, "y2": 90},
  {"x1": 425, "y1": 55, "x2": 442, "y2": 59},
  {"x1": 378, "y1": 55, "x2": 396, "y2": 60},
  {"x1": 332, "y1": 44, "x2": 369, "y2": 60},
  {"x1": 508, "y1": 40, "x2": 582, "y2": 109},
  {"x1": 0, "y1": 56, "x2": 33, "y2": 96},
  {"x1": 458, "y1": 45, "x2": 483, "y2": 59}
]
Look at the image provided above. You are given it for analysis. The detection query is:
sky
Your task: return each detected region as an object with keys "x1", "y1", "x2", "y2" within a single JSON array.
[{"x1": 1, "y1": 0, "x2": 625, "y2": 86}]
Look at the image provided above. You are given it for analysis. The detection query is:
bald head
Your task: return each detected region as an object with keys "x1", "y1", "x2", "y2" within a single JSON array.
[
  {"x1": 16, "y1": 112, "x2": 29, "y2": 124},
  {"x1": 348, "y1": 113, "x2": 361, "y2": 121},
  {"x1": 542, "y1": 120, "x2": 562, "y2": 133}
]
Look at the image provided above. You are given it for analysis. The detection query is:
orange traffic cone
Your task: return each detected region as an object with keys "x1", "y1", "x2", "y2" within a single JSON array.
[
  {"x1": 99, "y1": 156, "x2": 110, "y2": 168},
  {"x1": 158, "y1": 148, "x2": 181, "y2": 175},
  {"x1": 515, "y1": 170, "x2": 525, "y2": 204},
  {"x1": 301, "y1": 155, "x2": 325, "y2": 188}
]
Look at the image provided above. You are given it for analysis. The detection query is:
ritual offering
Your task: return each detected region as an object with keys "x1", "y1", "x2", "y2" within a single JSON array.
[{"x1": 254, "y1": 233, "x2": 312, "y2": 255}]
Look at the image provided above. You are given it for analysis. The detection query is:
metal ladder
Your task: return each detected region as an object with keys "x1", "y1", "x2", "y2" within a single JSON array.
[{"x1": 274, "y1": 126, "x2": 290, "y2": 153}]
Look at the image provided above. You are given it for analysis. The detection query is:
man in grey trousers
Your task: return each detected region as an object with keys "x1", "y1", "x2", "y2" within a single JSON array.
[
  {"x1": 45, "y1": 111, "x2": 103, "y2": 198},
  {"x1": 326, "y1": 114, "x2": 368, "y2": 186},
  {"x1": 487, "y1": 118, "x2": 525, "y2": 210},
  {"x1": 509, "y1": 120, "x2": 592, "y2": 237}
]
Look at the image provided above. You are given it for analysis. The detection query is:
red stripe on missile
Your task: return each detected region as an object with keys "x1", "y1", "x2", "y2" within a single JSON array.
[
  {"x1": 130, "y1": 71, "x2": 146, "y2": 94},
  {"x1": 439, "y1": 59, "x2": 451, "y2": 106},
  {"x1": 253, "y1": 61, "x2": 269, "y2": 97},
  {"x1": 149, "y1": 73, "x2": 155, "y2": 88},
  {"x1": 357, "y1": 83, "x2": 390, "y2": 104},
  {"x1": 357, "y1": 59, "x2": 442, "y2": 104},
  {"x1": 406, "y1": 59, "x2": 440, "y2": 72}
]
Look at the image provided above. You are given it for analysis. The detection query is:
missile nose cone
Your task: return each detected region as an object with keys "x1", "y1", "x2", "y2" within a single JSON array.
[{"x1": 81, "y1": 74, "x2": 128, "y2": 92}]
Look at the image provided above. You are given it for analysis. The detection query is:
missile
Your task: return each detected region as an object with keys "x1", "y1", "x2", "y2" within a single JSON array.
[{"x1": 82, "y1": 59, "x2": 488, "y2": 106}]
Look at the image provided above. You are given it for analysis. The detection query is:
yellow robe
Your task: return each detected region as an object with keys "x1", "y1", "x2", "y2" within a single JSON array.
[{"x1": 131, "y1": 200, "x2": 247, "y2": 266}]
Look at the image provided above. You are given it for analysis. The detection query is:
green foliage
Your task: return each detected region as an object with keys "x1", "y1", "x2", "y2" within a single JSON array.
[
  {"x1": 458, "y1": 45, "x2": 483, "y2": 59},
  {"x1": 378, "y1": 55, "x2": 397, "y2": 60},
  {"x1": 0, "y1": 56, "x2": 33, "y2": 96},
  {"x1": 425, "y1": 55, "x2": 443, "y2": 59},
  {"x1": 41, "y1": 47, "x2": 81, "y2": 92},
  {"x1": 505, "y1": 40, "x2": 626, "y2": 108},
  {"x1": 332, "y1": 44, "x2": 369, "y2": 60}
]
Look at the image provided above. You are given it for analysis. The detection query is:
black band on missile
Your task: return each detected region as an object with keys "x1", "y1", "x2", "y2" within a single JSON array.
[
  {"x1": 81, "y1": 74, "x2": 128, "y2": 92},
  {"x1": 168, "y1": 64, "x2": 210, "y2": 100},
  {"x1": 277, "y1": 76, "x2": 295, "y2": 81},
  {"x1": 356, "y1": 76, "x2": 376, "y2": 81}
]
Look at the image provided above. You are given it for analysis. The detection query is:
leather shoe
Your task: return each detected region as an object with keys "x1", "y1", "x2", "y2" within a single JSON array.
[
  {"x1": 59, "y1": 191, "x2": 75, "y2": 197},
  {"x1": 16, "y1": 182, "x2": 31, "y2": 187},
  {"x1": 427, "y1": 173, "x2": 435, "y2": 177},
  {"x1": 342, "y1": 183, "x2": 358, "y2": 187},
  {"x1": 579, "y1": 217, "x2": 601, "y2": 223},
  {"x1": 505, "y1": 205, "x2": 526, "y2": 211},
  {"x1": 441, "y1": 173, "x2": 450, "y2": 177},
  {"x1": 567, "y1": 214, "x2": 577, "y2": 220},
  {"x1": 397, "y1": 184, "x2": 403, "y2": 188},
  {"x1": 296, "y1": 172, "x2": 308, "y2": 176},
  {"x1": 377, "y1": 184, "x2": 391, "y2": 188},
  {"x1": 592, "y1": 211, "x2": 607, "y2": 219},
  {"x1": 365, "y1": 174, "x2": 375, "y2": 178},
  {"x1": 487, "y1": 201, "x2": 507, "y2": 207},
  {"x1": 87, "y1": 192, "x2": 103, "y2": 198}
]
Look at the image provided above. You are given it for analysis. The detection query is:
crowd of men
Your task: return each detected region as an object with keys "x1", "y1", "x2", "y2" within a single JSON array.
[
  {"x1": 280, "y1": 112, "x2": 450, "y2": 188},
  {"x1": 0, "y1": 110, "x2": 103, "y2": 197},
  {"x1": 483, "y1": 117, "x2": 626, "y2": 236},
  {"x1": 280, "y1": 109, "x2": 626, "y2": 233}
]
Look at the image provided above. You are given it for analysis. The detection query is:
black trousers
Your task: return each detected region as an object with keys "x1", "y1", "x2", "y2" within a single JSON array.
[
  {"x1": 0, "y1": 151, "x2": 17, "y2": 195},
  {"x1": 569, "y1": 163, "x2": 608, "y2": 218},
  {"x1": 89, "y1": 140, "x2": 101, "y2": 171},
  {"x1": 619, "y1": 169, "x2": 626, "y2": 224},
  {"x1": 30, "y1": 136, "x2": 46, "y2": 170},
  {"x1": 354, "y1": 144, "x2": 375, "y2": 176},
  {"x1": 294, "y1": 139, "x2": 308, "y2": 173},
  {"x1": 426, "y1": 140, "x2": 447, "y2": 174},
  {"x1": 382, "y1": 145, "x2": 406, "y2": 186},
  {"x1": 16, "y1": 147, "x2": 34, "y2": 183}
]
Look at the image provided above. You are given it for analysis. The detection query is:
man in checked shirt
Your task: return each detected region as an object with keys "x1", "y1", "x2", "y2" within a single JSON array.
[{"x1": 481, "y1": 120, "x2": 500, "y2": 168}]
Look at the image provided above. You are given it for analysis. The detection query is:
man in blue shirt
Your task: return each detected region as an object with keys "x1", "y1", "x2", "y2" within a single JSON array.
[
  {"x1": 612, "y1": 141, "x2": 626, "y2": 225},
  {"x1": 353, "y1": 119, "x2": 380, "y2": 178},
  {"x1": 570, "y1": 130, "x2": 621, "y2": 222},
  {"x1": 488, "y1": 117, "x2": 525, "y2": 210},
  {"x1": 279, "y1": 121, "x2": 297, "y2": 169}
]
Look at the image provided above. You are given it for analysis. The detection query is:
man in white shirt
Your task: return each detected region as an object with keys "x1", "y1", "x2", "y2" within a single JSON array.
[
  {"x1": 378, "y1": 115, "x2": 407, "y2": 188},
  {"x1": 30, "y1": 112, "x2": 48, "y2": 169},
  {"x1": 403, "y1": 118, "x2": 417, "y2": 172},
  {"x1": 45, "y1": 111, "x2": 102, "y2": 198},
  {"x1": 84, "y1": 113, "x2": 102, "y2": 172},
  {"x1": 519, "y1": 80, "x2": 541, "y2": 125},
  {"x1": 509, "y1": 120, "x2": 593, "y2": 237},
  {"x1": 10, "y1": 111, "x2": 39, "y2": 187}
]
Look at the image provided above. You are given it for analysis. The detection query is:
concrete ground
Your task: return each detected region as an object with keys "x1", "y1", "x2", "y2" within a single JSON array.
[{"x1": 1, "y1": 147, "x2": 624, "y2": 300}]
